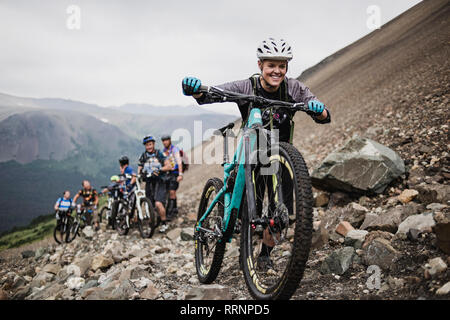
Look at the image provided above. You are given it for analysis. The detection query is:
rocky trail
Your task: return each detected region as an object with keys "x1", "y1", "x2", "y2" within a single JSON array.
[{"x1": 1, "y1": 0, "x2": 449, "y2": 300}]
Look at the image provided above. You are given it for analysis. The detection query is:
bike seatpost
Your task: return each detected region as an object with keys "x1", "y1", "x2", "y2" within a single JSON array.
[{"x1": 222, "y1": 133, "x2": 229, "y2": 165}]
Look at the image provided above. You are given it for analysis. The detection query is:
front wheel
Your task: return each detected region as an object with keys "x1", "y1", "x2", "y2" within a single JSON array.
[
  {"x1": 99, "y1": 206, "x2": 109, "y2": 224},
  {"x1": 240, "y1": 142, "x2": 313, "y2": 300},
  {"x1": 137, "y1": 197, "x2": 157, "y2": 238},
  {"x1": 194, "y1": 177, "x2": 227, "y2": 284}
]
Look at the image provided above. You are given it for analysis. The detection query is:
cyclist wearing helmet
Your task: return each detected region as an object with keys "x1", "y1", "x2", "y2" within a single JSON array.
[
  {"x1": 182, "y1": 37, "x2": 330, "y2": 142},
  {"x1": 161, "y1": 134, "x2": 183, "y2": 221},
  {"x1": 138, "y1": 135, "x2": 172, "y2": 233},
  {"x1": 101, "y1": 175, "x2": 123, "y2": 195},
  {"x1": 54, "y1": 190, "x2": 73, "y2": 221},
  {"x1": 73, "y1": 180, "x2": 100, "y2": 230},
  {"x1": 182, "y1": 37, "x2": 331, "y2": 271},
  {"x1": 119, "y1": 155, "x2": 136, "y2": 190}
]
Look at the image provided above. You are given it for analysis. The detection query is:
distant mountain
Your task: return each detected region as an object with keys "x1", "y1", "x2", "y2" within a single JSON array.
[
  {"x1": 0, "y1": 92, "x2": 238, "y2": 140},
  {"x1": 0, "y1": 109, "x2": 138, "y2": 164}
]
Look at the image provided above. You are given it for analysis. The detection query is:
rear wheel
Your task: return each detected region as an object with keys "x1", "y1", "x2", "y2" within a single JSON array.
[
  {"x1": 116, "y1": 201, "x2": 129, "y2": 236},
  {"x1": 195, "y1": 178, "x2": 228, "y2": 284},
  {"x1": 67, "y1": 218, "x2": 79, "y2": 243},
  {"x1": 100, "y1": 206, "x2": 109, "y2": 224},
  {"x1": 240, "y1": 141, "x2": 313, "y2": 300},
  {"x1": 53, "y1": 221, "x2": 66, "y2": 244},
  {"x1": 110, "y1": 200, "x2": 119, "y2": 229},
  {"x1": 137, "y1": 197, "x2": 157, "y2": 238}
]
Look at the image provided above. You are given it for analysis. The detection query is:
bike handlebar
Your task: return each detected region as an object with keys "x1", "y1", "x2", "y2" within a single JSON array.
[{"x1": 198, "y1": 85, "x2": 307, "y2": 113}]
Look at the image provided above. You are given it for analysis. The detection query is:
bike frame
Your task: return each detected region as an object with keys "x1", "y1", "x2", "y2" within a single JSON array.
[
  {"x1": 134, "y1": 175, "x2": 147, "y2": 220},
  {"x1": 196, "y1": 108, "x2": 264, "y2": 242},
  {"x1": 121, "y1": 175, "x2": 149, "y2": 228},
  {"x1": 195, "y1": 86, "x2": 307, "y2": 243}
]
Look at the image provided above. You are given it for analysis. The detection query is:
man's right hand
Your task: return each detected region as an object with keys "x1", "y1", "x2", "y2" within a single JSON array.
[{"x1": 182, "y1": 77, "x2": 202, "y2": 96}]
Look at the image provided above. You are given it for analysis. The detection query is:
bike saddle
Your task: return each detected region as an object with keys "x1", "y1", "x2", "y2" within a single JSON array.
[{"x1": 214, "y1": 122, "x2": 235, "y2": 137}]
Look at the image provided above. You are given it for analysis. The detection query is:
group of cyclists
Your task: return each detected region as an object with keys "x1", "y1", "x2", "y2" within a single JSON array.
[
  {"x1": 53, "y1": 37, "x2": 331, "y2": 292},
  {"x1": 54, "y1": 134, "x2": 185, "y2": 235}
]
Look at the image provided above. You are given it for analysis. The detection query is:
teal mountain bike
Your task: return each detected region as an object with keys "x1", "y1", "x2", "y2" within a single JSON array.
[{"x1": 194, "y1": 85, "x2": 314, "y2": 300}]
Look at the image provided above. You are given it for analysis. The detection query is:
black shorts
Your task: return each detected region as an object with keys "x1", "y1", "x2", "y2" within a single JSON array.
[
  {"x1": 166, "y1": 172, "x2": 179, "y2": 191},
  {"x1": 145, "y1": 178, "x2": 167, "y2": 204}
]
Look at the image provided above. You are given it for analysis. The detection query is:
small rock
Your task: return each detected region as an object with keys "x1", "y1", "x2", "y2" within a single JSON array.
[
  {"x1": 387, "y1": 276, "x2": 405, "y2": 289},
  {"x1": 397, "y1": 189, "x2": 419, "y2": 204},
  {"x1": 66, "y1": 276, "x2": 85, "y2": 290},
  {"x1": 335, "y1": 221, "x2": 354, "y2": 237},
  {"x1": 140, "y1": 284, "x2": 161, "y2": 300},
  {"x1": 91, "y1": 254, "x2": 114, "y2": 271},
  {"x1": 67, "y1": 264, "x2": 82, "y2": 277},
  {"x1": 166, "y1": 228, "x2": 182, "y2": 241},
  {"x1": 34, "y1": 247, "x2": 47, "y2": 260},
  {"x1": 424, "y1": 257, "x2": 447, "y2": 277},
  {"x1": 311, "y1": 224, "x2": 329, "y2": 249},
  {"x1": 363, "y1": 238, "x2": 400, "y2": 270},
  {"x1": 180, "y1": 228, "x2": 194, "y2": 241},
  {"x1": 21, "y1": 250, "x2": 35, "y2": 259},
  {"x1": 110, "y1": 280, "x2": 136, "y2": 300},
  {"x1": 0, "y1": 289, "x2": 9, "y2": 300},
  {"x1": 319, "y1": 247, "x2": 355, "y2": 275},
  {"x1": 72, "y1": 255, "x2": 93, "y2": 276},
  {"x1": 396, "y1": 213, "x2": 435, "y2": 236},
  {"x1": 436, "y1": 281, "x2": 450, "y2": 295},
  {"x1": 416, "y1": 184, "x2": 450, "y2": 205},
  {"x1": 82, "y1": 226, "x2": 95, "y2": 239},
  {"x1": 426, "y1": 203, "x2": 447, "y2": 211},
  {"x1": 314, "y1": 192, "x2": 329, "y2": 207},
  {"x1": 30, "y1": 272, "x2": 54, "y2": 288},
  {"x1": 406, "y1": 229, "x2": 423, "y2": 242},
  {"x1": 83, "y1": 287, "x2": 108, "y2": 300},
  {"x1": 344, "y1": 230, "x2": 369, "y2": 249},
  {"x1": 42, "y1": 264, "x2": 61, "y2": 275}
]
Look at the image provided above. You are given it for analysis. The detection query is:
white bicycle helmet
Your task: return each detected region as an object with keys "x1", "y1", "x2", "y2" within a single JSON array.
[{"x1": 256, "y1": 37, "x2": 293, "y2": 61}]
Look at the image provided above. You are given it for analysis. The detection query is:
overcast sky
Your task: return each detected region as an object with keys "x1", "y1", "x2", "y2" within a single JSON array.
[{"x1": 0, "y1": 0, "x2": 421, "y2": 115}]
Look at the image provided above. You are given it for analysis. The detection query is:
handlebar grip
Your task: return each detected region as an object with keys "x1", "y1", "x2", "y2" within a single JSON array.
[{"x1": 198, "y1": 85, "x2": 209, "y2": 93}]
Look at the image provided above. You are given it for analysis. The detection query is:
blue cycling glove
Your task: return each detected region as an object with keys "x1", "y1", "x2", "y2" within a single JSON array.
[
  {"x1": 307, "y1": 100, "x2": 325, "y2": 116},
  {"x1": 182, "y1": 77, "x2": 202, "y2": 96}
]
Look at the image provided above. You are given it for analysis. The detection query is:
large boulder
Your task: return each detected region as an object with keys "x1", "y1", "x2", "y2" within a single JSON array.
[{"x1": 311, "y1": 136, "x2": 405, "y2": 195}]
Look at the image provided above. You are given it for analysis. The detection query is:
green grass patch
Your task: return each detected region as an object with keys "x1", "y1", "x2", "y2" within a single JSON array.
[{"x1": 0, "y1": 214, "x2": 57, "y2": 251}]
